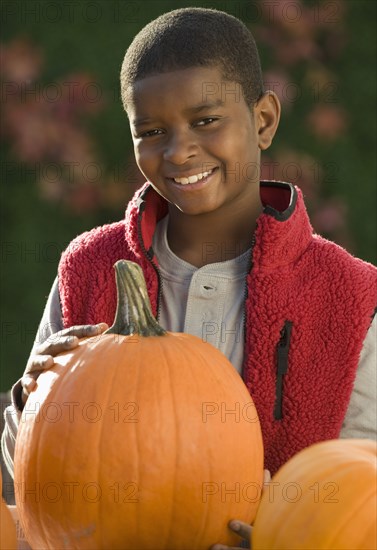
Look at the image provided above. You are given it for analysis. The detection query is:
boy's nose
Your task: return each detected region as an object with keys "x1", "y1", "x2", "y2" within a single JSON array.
[{"x1": 163, "y1": 130, "x2": 198, "y2": 164}]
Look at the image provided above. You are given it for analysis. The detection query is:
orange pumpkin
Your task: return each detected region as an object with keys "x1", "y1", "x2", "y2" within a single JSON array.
[
  {"x1": 0, "y1": 471, "x2": 17, "y2": 550},
  {"x1": 14, "y1": 260, "x2": 264, "y2": 550},
  {"x1": 252, "y1": 438, "x2": 377, "y2": 550}
]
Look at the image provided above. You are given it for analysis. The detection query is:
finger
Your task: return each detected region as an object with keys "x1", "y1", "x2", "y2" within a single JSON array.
[
  {"x1": 22, "y1": 355, "x2": 55, "y2": 401},
  {"x1": 263, "y1": 469, "x2": 271, "y2": 487},
  {"x1": 21, "y1": 376, "x2": 37, "y2": 395},
  {"x1": 25, "y1": 355, "x2": 55, "y2": 375},
  {"x1": 35, "y1": 335, "x2": 79, "y2": 357},
  {"x1": 21, "y1": 386, "x2": 32, "y2": 405},
  {"x1": 21, "y1": 375, "x2": 39, "y2": 405},
  {"x1": 210, "y1": 520, "x2": 252, "y2": 549},
  {"x1": 229, "y1": 520, "x2": 251, "y2": 541},
  {"x1": 35, "y1": 323, "x2": 109, "y2": 355},
  {"x1": 61, "y1": 323, "x2": 109, "y2": 338}
]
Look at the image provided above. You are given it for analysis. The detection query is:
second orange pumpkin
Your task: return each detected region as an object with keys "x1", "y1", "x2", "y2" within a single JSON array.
[{"x1": 252, "y1": 438, "x2": 377, "y2": 550}]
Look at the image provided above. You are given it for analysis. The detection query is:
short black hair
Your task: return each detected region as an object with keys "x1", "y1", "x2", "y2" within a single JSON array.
[{"x1": 120, "y1": 7, "x2": 264, "y2": 110}]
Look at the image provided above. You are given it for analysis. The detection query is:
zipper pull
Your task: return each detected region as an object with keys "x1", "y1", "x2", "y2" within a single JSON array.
[{"x1": 274, "y1": 321, "x2": 293, "y2": 420}]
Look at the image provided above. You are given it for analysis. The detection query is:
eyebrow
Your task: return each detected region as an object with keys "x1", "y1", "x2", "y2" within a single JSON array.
[
  {"x1": 132, "y1": 99, "x2": 225, "y2": 128},
  {"x1": 186, "y1": 98, "x2": 225, "y2": 114}
]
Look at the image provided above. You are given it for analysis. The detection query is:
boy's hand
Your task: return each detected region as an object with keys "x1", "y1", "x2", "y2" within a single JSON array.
[
  {"x1": 21, "y1": 323, "x2": 109, "y2": 404},
  {"x1": 210, "y1": 470, "x2": 271, "y2": 550},
  {"x1": 211, "y1": 520, "x2": 252, "y2": 550}
]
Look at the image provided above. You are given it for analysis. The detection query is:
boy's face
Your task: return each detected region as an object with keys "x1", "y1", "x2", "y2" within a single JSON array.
[{"x1": 127, "y1": 66, "x2": 274, "y2": 216}]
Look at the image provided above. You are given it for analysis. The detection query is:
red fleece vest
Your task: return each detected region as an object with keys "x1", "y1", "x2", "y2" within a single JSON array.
[{"x1": 58, "y1": 182, "x2": 377, "y2": 474}]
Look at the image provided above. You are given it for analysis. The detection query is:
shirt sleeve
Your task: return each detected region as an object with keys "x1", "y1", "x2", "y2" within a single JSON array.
[
  {"x1": 340, "y1": 314, "x2": 377, "y2": 440},
  {"x1": 1, "y1": 277, "x2": 63, "y2": 479},
  {"x1": 29, "y1": 276, "x2": 64, "y2": 355}
]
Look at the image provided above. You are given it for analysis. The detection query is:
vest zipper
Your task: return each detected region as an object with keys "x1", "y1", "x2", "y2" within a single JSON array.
[{"x1": 274, "y1": 320, "x2": 293, "y2": 420}]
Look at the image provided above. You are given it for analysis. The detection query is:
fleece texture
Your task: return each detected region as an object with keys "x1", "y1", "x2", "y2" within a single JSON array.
[{"x1": 58, "y1": 181, "x2": 377, "y2": 474}]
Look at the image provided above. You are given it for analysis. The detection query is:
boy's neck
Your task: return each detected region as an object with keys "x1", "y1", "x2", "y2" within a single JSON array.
[{"x1": 166, "y1": 193, "x2": 263, "y2": 268}]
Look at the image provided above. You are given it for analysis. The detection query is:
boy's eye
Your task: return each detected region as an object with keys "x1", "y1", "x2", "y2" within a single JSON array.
[
  {"x1": 138, "y1": 128, "x2": 163, "y2": 138},
  {"x1": 195, "y1": 117, "x2": 218, "y2": 127},
  {"x1": 135, "y1": 117, "x2": 219, "y2": 138},
  {"x1": 142, "y1": 129, "x2": 161, "y2": 137}
]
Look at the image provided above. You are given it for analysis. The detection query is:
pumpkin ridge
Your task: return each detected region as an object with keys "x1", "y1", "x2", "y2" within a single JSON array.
[
  {"x1": 46, "y1": 345, "x2": 89, "y2": 546},
  {"x1": 172, "y1": 336, "x2": 215, "y2": 548},
  {"x1": 54, "y1": 343, "x2": 102, "y2": 546},
  {"x1": 134, "y1": 337, "x2": 144, "y2": 536},
  {"x1": 188, "y1": 342, "x2": 214, "y2": 548},
  {"x1": 108, "y1": 339, "x2": 140, "y2": 544},
  {"x1": 156, "y1": 335, "x2": 215, "y2": 548},
  {"x1": 24, "y1": 379, "x2": 46, "y2": 547},
  {"x1": 97, "y1": 341, "x2": 121, "y2": 549},
  {"x1": 195, "y1": 337, "x2": 264, "y2": 537},
  {"x1": 188, "y1": 337, "x2": 228, "y2": 546},
  {"x1": 55, "y1": 362, "x2": 75, "y2": 545},
  {"x1": 158, "y1": 337, "x2": 179, "y2": 548},
  {"x1": 37, "y1": 397, "x2": 54, "y2": 548},
  {"x1": 34, "y1": 352, "x2": 81, "y2": 548}
]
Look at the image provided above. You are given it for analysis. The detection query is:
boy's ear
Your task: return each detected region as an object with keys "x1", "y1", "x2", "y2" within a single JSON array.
[{"x1": 254, "y1": 91, "x2": 281, "y2": 150}]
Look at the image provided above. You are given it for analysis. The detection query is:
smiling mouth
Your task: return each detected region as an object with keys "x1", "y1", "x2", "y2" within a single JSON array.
[{"x1": 169, "y1": 167, "x2": 217, "y2": 185}]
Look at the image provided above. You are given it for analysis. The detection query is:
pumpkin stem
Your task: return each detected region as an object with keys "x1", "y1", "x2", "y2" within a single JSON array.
[{"x1": 105, "y1": 260, "x2": 166, "y2": 337}]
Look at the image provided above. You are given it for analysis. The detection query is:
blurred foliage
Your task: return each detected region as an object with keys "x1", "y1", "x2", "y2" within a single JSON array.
[{"x1": 1, "y1": 0, "x2": 376, "y2": 390}]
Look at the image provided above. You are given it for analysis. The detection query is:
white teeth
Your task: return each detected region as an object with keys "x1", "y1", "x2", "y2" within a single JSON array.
[{"x1": 173, "y1": 169, "x2": 213, "y2": 185}]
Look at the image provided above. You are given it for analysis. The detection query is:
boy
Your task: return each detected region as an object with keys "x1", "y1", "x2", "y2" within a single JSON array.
[{"x1": 2, "y1": 7, "x2": 376, "y2": 548}]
